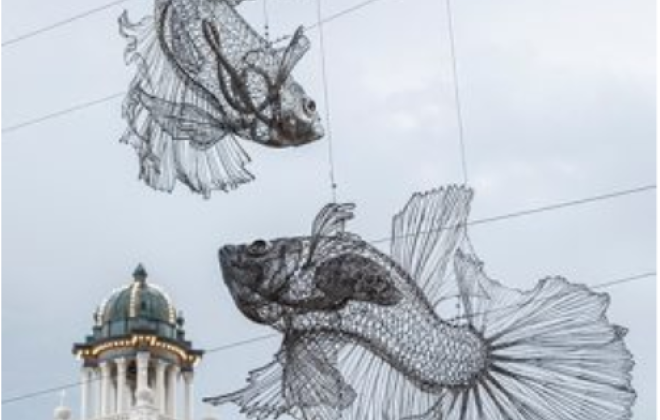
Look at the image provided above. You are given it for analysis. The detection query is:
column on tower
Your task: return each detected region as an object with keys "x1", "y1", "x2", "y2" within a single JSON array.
[
  {"x1": 94, "y1": 367, "x2": 103, "y2": 418},
  {"x1": 182, "y1": 371, "x2": 194, "y2": 420},
  {"x1": 80, "y1": 367, "x2": 93, "y2": 420},
  {"x1": 99, "y1": 361, "x2": 111, "y2": 417},
  {"x1": 155, "y1": 359, "x2": 168, "y2": 413},
  {"x1": 166, "y1": 364, "x2": 180, "y2": 417},
  {"x1": 136, "y1": 351, "x2": 151, "y2": 392},
  {"x1": 116, "y1": 357, "x2": 127, "y2": 413},
  {"x1": 108, "y1": 363, "x2": 117, "y2": 415}
]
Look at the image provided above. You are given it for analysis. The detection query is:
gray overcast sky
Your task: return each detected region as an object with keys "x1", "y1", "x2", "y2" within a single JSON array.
[{"x1": 2, "y1": 0, "x2": 655, "y2": 418}]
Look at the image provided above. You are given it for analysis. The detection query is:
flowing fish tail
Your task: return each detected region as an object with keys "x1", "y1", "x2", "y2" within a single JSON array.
[
  {"x1": 391, "y1": 186, "x2": 636, "y2": 420},
  {"x1": 429, "y1": 251, "x2": 636, "y2": 420},
  {"x1": 119, "y1": 9, "x2": 254, "y2": 198}
]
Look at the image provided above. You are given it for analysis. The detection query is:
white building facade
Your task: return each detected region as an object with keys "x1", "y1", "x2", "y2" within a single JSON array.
[{"x1": 56, "y1": 265, "x2": 211, "y2": 420}]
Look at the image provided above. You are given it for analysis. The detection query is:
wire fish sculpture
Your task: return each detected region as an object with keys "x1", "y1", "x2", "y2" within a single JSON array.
[
  {"x1": 119, "y1": 0, "x2": 324, "y2": 197},
  {"x1": 204, "y1": 185, "x2": 636, "y2": 420}
]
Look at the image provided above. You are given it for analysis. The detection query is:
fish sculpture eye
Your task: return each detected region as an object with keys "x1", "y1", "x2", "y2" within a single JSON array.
[
  {"x1": 247, "y1": 240, "x2": 271, "y2": 257},
  {"x1": 303, "y1": 98, "x2": 317, "y2": 116}
]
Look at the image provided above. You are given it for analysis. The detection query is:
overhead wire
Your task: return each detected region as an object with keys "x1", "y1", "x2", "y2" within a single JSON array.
[
  {"x1": 2, "y1": 0, "x2": 131, "y2": 47},
  {"x1": 448, "y1": 271, "x2": 656, "y2": 323},
  {"x1": 1, "y1": 186, "x2": 655, "y2": 405},
  {"x1": 2, "y1": 269, "x2": 653, "y2": 406},
  {"x1": 2, "y1": 334, "x2": 278, "y2": 406},
  {"x1": 3, "y1": 92, "x2": 125, "y2": 134},
  {"x1": 1, "y1": 379, "x2": 99, "y2": 406},
  {"x1": 3, "y1": 0, "x2": 401, "y2": 49},
  {"x1": 204, "y1": 333, "x2": 278, "y2": 354},
  {"x1": 3, "y1": 0, "x2": 408, "y2": 136},
  {"x1": 369, "y1": 184, "x2": 656, "y2": 244},
  {"x1": 2, "y1": 0, "x2": 654, "y2": 409},
  {"x1": 1, "y1": 182, "x2": 654, "y2": 405}
]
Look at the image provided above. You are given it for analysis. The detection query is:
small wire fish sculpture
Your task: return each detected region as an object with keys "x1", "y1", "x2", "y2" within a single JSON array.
[
  {"x1": 119, "y1": 0, "x2": 324, "y2": 197},
  {"x1": 204, "y1": 186, "x2": 636, "y2": 420}
]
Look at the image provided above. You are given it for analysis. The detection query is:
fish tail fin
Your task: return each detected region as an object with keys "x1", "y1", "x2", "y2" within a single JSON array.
[
  {"x1": 121, "y1": 85, "x2": 254, "y2": 197},
  {"x1": 119, "y1": 6, "x2": 254, "y2": 197},
  {"x1": 432, "y1": 251, "x2": 636, "y2": 420}
]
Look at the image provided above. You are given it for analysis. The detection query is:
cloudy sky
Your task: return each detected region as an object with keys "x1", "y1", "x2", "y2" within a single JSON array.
[{"x1": 3, "y1": 0, "x2": 655, "y2": 418}]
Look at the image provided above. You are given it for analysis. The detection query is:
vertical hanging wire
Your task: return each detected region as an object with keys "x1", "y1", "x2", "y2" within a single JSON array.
[
  {"x1": 444, "y1": 0, "x2": 469, "y2": 185},
  {"x1": 315, "y1": 0, "x2": 338, "y2": 203},
  {"x1": 262, "y1": 0, "x2": 271, "y2": 45},
  {"x1": 313, "y1": 2, "x2": 340, "y2": 411},
  {"x1": 443, "y1": 0, "x2": 468, "y2": 318}
]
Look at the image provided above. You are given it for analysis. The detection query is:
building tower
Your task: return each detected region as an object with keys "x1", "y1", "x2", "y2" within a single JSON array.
[{"x1": 72, "y1": 264, "x2": 205, "y2": 420}]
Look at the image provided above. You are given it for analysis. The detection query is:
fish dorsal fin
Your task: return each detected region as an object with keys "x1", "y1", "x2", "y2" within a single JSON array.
[
  {"x1": 390, "y1": 186, "x2": 473, "y2": 307},
  {"x1": 242, "y1": 27, "x2": 310, "y2": 90},
  {"x1": 274, "y1": 27, "x2": 310, "y2": 85},
  {"x1": 305, "y1": 203, "x2": 356, "y2": 267},
  {"x1": 312, "y1": 203, "x2": 356, "y2": 238}
]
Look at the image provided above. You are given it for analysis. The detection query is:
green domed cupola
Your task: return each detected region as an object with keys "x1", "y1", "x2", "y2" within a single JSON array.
[
  {"x1": 74, "y1": 264, "x2": 202, "y2": 370},
  {"x1": 96, "y1": 264, "x2": 178, "y2": 340}
]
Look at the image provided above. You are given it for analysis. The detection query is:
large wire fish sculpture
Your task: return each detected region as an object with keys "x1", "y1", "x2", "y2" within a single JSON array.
[
  {"x1": 119, "y1": 0, "x2": 324, "y2": 197},
  {"x1": 204, "y1": 186, "x2": 636, "y2": 420}
]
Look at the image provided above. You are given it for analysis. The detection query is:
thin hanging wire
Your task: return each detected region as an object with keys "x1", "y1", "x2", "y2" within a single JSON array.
[
  {"x1": 262, "y1": 0, "x2": 271, "y2": 45},
  {"x1": 315, "y1": 0, "x2": 338, "y2": 203},
  {"x1": 443, "y1": 0, "x2": 468, "y2": 315},
  {"x1": 444, "y1": 0, "x2": 468, "y2": 185},
  {"x1": 315, "y1": 6, "x2": 341, "y2": 416}
]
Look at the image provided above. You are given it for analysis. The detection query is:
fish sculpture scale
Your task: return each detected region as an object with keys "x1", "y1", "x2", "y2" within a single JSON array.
[
  {"x1": 205, "y1": 186, "x2": 635, "y2": 420},
  {"x1": 119, "y1": 0, "x2": 323, "y2": 197}
]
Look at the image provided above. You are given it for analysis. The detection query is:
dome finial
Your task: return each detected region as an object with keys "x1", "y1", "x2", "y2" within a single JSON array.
[{"x1": 133, "y1": 264, "x2": 148, "y2": 284}]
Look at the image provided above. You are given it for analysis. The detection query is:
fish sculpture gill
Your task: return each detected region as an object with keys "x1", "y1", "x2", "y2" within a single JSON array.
[
  {"x1": 119, "y1": 0, "x2": 323, "y2": 197},
  {"x1": 205, "y1": 186, "x2": 635, "y2": 420}
]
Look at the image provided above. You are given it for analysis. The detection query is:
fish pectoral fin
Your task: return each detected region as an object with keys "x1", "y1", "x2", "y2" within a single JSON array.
[
  {"x1": 283, "y1": 334, "x2": 356, "y2": 411},
  {"x1": 202, "y1": 335, "x2": 357, "y2": 420},
  {"x1": 274, "y1": 26, "x2": 310, "y2": 84},
  {"x1": 134, "y1": 86, "x2": 228, "y2": 146},
  {"x1": 203, "y1": 357, "x2": 290, "y2": 419}
]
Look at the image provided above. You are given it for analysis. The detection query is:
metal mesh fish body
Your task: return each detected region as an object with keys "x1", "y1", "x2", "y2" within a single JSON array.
[
  {"x1": 119, "y1": 0, "x2": 322, "y2": 196},
  {"x1": 289, "y1": 242, "x2": 490, "y2": 390},
  {"x1": 207, "y1": 187, "x2": 635, "y2": 420}
]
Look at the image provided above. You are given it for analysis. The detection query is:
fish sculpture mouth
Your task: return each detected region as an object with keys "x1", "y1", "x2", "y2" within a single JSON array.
[
  {"x1": 219, "y1": 243, "x2": 295, "y2": 326},
  {"x1": 268, "y1": 118, "x2": 324, "y2": 148},
  {"x1": 219, "y1": 244, "x2": 256, "y2": 296},
  {"x1": 219, "y1": 245, "x2": 284, "y2": 325}
]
